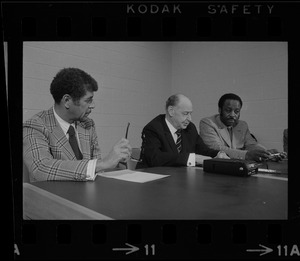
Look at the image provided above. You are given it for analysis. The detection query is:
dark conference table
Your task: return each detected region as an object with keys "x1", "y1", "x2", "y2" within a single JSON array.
[{"x1": 23, "y1": 161, "x2": 288, "y2": 220}]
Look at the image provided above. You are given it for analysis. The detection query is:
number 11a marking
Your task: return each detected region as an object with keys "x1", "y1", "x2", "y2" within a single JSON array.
[{"x1": 145, "y1": 244, "x2": 155, "y2": 255}]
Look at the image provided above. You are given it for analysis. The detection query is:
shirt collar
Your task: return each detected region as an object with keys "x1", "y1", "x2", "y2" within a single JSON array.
[
  {"x1": 53, "y1": 106, "x2": 76, "y2": 135},
  {"x1": 165, "y1": 116, "x2": 178, "y2": 135}
]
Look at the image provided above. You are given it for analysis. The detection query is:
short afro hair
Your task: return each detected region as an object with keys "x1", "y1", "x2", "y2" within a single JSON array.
[
  {"x1": 50, "y1": 68, "x2": 98, "y2": 104},
  {"x1": 218, "y1": 93, "x2": 243, "y2": 109}
]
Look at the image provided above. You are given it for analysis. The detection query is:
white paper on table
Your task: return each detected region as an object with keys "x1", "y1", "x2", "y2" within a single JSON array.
[{"x1": 97, "y1": 169, "x2": 170, "y2": 183}]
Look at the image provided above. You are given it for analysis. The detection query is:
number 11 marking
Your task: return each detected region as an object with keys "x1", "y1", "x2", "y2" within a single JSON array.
[{"x1": 145, "y1": 244, "x2": 155, "y2": 255}]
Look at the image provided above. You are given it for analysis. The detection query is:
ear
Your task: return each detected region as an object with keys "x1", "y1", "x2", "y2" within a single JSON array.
[
  {"x1": 168, "y1": 106, "x2": 174, "y2": 117},
  {"x1": 62, "y1": 94, "x2": 72, "y2": 109},
  {"x1": 218, "y1": 107, "x2": 221, "y2": 115}
]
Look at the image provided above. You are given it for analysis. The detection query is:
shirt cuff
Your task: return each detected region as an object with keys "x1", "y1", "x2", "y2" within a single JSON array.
[
  {"x1": 187, "y1": 153, "x2": 195, "y2": 167},
  {"x1": 86, "y1": 159, "x2": 98, "y2": 181}
]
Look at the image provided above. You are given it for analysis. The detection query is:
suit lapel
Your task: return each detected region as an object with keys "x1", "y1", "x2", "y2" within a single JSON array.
[
  {"x1": 161, "y1": 116, "x2": 178, "y2": 153},
  {"x1": 46, "y1": 108, "x2": 76, "y2": 160},
  {"x1": 76, "y1": 123, "x2": 90, "y2": 158},
  {"x1": 232, "y1": 124, "x2": 243, "y2": 149},
  {"x1": 218, "y1": 128, "x2": 231, "y2": 147},
  {"x1": 181, "y1": 130, "x2": 188, "y2": 152},
  {"x1": 231, "y1": 130, "x2": 237, "y2": 149},
  {"x1": 52, "y1": 126, "x2": 76, "y2": 160},
  {"x1": 215, "y1": 115, "x2": 232, "y2": 148},
  {"x1": 164, "y1": 130, "x2": 178, "y2": 153}
]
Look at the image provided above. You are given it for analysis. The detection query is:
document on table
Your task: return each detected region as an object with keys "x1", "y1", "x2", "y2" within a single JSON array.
[{"x1": 97, "y1": 169, "x2": 170, "y2": 183}]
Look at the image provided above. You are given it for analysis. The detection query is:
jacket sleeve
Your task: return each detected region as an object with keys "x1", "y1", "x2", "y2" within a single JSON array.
[
  {"x1": 140, "y1": 127, "x2": 190, "y2": 167},
  {"x1": 23, "y1": 120, "x2": 90, "y2": 181},
  {"x1": 89, "y1": 120, "x2": 101, "y2": 160},
  {"x1": 199, "y1": 118, "x2": 248, "y2": 159},
  {"x1": 195, "y1": 134, "x2": 219, "y2": 157},
  {"x1": 243, "y1": 123, "x2": 266, "y2": 150}
]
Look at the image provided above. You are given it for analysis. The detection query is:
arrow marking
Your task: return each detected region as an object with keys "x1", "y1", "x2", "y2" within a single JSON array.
[
  {"x1": 113, "y1": 243, "x2": 139, "y2": 255},
  {"x1": 247, "y1": 244, "x2": 273, "y2": 256}
]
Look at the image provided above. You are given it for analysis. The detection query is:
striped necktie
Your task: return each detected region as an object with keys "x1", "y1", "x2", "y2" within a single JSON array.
[
  {"x1": 67, "y1": 125, "x2": 83, "y2": 160},
  {"x1": 175, "y1": 129, "x2": 182, "y2": 153}
]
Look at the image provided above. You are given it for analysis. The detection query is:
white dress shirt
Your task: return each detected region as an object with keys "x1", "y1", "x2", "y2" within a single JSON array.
[
  {"x1": 53, "y1": 107, "x2": 97, "y2": 181},
  {"x1": 165, "y1": 117, "x2": 195, "y2": 166}
]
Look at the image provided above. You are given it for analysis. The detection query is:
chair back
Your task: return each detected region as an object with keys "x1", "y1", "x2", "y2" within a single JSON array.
[
  {"x1": 127, "y1": 148, "x2": 141, "y2": 170},
  {"x1": 250, "y1": 133, "x2": 258, "y2": 142},
  {"x1": 283, "y1": 129, "x2": 288, "y2": 153},
  {"x1": 23, "y1": 161, "x2": 30, "y2": 183},
  {"x1": 131, "y1": 148, "x2": 141, "y2": 161}
]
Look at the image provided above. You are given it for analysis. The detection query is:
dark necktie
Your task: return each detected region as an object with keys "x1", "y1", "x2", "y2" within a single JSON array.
[
  {"x1": 67, "y1": 125, "x2": 83, "y2": 160},
  {"x1": 228, "y1": 127, "x2": 233, "y2": 147},
  {"x1": 175, "y1": 129, "x2": 182, "y2": 153}
]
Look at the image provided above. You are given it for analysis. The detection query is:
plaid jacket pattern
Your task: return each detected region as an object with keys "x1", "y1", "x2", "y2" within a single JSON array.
[{"x1": 23, "y1": 107, "x2": 101, "y2": 181}]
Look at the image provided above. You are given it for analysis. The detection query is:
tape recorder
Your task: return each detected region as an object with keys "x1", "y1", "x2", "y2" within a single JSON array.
[{"x1": 203, "y1": 158, "x2": 259, "y2": 177}]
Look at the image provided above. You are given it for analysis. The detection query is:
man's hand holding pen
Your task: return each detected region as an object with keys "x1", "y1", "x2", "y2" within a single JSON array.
[
  {"x1": 95, "y1": 122, "x2": 132, "y2": 172},
  {"x1": 115, "y1": 138, "x2": 132, "y2": 164},
  {"x1": 95, "y1": 138, "x2": 132, "y2": 172}
]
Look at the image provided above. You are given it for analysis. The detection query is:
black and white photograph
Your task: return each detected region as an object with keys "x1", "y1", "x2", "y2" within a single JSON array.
[
  {"x1": 3, "y1": 1, "x2": 299, "y2": 260},
  {"x1": 22, "y1": 41, "x2": 288, "y2": 220}
]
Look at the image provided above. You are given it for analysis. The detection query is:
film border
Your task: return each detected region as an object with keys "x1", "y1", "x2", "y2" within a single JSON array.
[{"x1": 2, "y1": 1, "x2": 299, "y2": 260}]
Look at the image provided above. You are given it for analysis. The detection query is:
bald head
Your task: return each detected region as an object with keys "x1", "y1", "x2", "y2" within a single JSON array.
[
  {"x1": 165, "y1": 94, "x2": 192, "y2": 111},
  {"x1": 166, "y1": 94, "x2": 193, "y2": 129},
  {"x1": 177, "y1": 94, "x2": 193, "y2": 108}
]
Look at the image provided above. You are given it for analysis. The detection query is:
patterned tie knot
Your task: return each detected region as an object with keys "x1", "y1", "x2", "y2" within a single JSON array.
[
  {"x1": 68, "y1": 125, "x2": 76, "y2": 137},
  {"x1": 175, "y1": 129, "x2": 182, "y2": 136},
  {"x1": 175, "y1": 129, "x2": 182, "y2": 153}
]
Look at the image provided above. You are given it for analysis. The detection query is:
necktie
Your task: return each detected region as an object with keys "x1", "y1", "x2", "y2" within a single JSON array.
[
  {"x1": 67, "y1": 125, "x2": 83, "y2": 160},
  {"x1": 175, "y1": 129, "x2": 182, "y2": 153},
  {"x1": 228, "y1": 127, "x2": 233, "y2": 147}
]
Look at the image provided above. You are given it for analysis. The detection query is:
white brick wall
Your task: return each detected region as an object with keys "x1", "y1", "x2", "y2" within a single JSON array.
[
  {"x1": 171, "y1": 42, "x2": 288, "y2": 151},
  {"x1": 23, "y1": 41, "x2": 288, "y2": 154},
  {"x1": 23, "y1": 42, "x2": 171, "y2": 156}
]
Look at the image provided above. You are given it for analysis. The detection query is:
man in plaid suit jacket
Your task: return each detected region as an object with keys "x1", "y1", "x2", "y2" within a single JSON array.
[{"x1": 23, "y1": 68, "x2": 131, "y2": 182}]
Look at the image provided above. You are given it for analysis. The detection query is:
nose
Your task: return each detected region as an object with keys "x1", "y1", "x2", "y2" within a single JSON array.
[
  {"x1": 89, "y1": 100, "x2": 95, "y2": 109},
  {"x1": 229, "y1": 111, "x2": 236, "y2": 117}
]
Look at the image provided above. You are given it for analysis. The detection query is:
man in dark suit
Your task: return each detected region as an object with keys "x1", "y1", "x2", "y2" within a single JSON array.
[{"x1": 136, "y1": 94, "x2": 228, "y2": 168}]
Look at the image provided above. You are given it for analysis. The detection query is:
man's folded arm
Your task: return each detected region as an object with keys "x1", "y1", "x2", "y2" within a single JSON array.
[{"x1": 196, "y1": 135, "x2": 219, "y2": 158}]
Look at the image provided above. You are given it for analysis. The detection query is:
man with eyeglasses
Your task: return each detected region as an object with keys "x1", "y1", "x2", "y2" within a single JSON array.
[{"x1": 23, "y1": 68, "x2": 131, "y2": 181}]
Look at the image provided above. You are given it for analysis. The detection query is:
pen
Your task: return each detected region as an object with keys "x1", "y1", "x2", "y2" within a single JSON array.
[
  {"x1": 258, "y1": 168, "x2": 282, "y2": 174},
  {"x1": 124, "y1": 122, "x2": 130, "y2": 169},
  {"x1": 125, "y1": 122, "x2": 130, "y2": 139}
]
